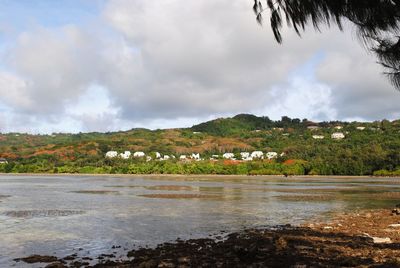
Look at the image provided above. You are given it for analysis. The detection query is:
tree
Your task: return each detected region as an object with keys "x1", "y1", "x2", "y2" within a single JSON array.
[{"x1": 253, "y1": 0, "x2": 400, "y2": 89}]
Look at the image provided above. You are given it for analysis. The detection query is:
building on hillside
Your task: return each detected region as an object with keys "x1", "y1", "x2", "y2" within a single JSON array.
[
  {"x1": 163, "y1": 155, "x2": 170, "y2": 160},
  {"x1": 331, "y1": 132, "x2": 345, "y2": 140},
  {"x1": 312, "y1": 135, "x2": 325, "y2": 139},
  {"x1": 179, "y1": 155, "x2": 187, "y2": 160},
  {"x1": 0, "y1": 158, "x2": 8, "y2": 164},
  {"x1": 105, "y1": 151, "x2": 118, "y2": 158},
  {"x1": 133, "y1": 151, "x2": 145, "y2": 157},
  {"x1": 266, "y1": 152, "x2": 278, "y2": 160},
  {"x1": 119, "y1": 151, "x2": 131, "y2": 159},
  {"x1": 222, "y1": 153, "x2": 235, "y2": 159},
  {"x1": 240, "y1": 152, "x2": 250, "y2": 159},
  {"x1": 155, "y1": 152, "x2": 161, "y2": 159},
  {"x1": 356, "y1": 126, "x2": 365, "y2": 130},
  {"x1": 251, "y1": 151, "x2": 264, "y2": 159},
  {"x1": 242, "y1": 156, "x2": 253, "y2": 161},
  {"x1": 191, "y1": 153, "x2": 200, "y2": 160},
  {"x1": 334, "y1": 126, "x2": 343, "y2": 130}
]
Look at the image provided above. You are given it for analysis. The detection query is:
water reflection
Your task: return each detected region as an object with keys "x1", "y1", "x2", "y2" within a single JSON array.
[{"x1": 0, "y1": 174, "x2": 399, "y2": 267}]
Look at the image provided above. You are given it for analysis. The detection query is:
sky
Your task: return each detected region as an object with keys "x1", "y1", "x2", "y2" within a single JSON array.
[{"x1": 0, "y1": 0, "x2": 399, "y2": 133}]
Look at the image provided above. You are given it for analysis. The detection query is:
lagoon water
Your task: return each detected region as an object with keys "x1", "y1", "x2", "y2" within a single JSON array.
[{"x1": 0, "y1": 174, "x2": 399, "y2": 267}]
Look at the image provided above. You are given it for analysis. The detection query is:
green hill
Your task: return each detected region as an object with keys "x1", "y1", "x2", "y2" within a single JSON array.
[
  {"x1": 191, "y1": 114, "x2": 276, "y2": 136},
  {"x1": 0, "y1": 114, "x2": 399, "y2": 176}
]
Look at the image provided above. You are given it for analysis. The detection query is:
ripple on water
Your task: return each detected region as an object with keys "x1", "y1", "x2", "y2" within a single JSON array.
[
  {"x1": 138, "y1": 193, "x2": 218, "y2": 199},
  {"x1": 144, "y1": 185, "x2": 194, "y2": 191},
  {"x1": 0, "y1": 195, "x2": 11, "y2": 202},
  {"x1": 70, "y1": 190, "x2": 119, "y2": 195},
  {"x1": 274, "y1": 194, "x2": 336, "y2": 202},
  {"x1": 2, "y1": 210, "x2": 85, "y2": 218}
]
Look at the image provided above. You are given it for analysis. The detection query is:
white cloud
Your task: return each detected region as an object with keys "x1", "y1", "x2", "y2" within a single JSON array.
[
  {"x1": 0, "y1": 0, "x2": 398, "y2": 133},
  {"x1": 7, "y1": 25, "x2": 102, "y2": 114},
  {"x1": 0, "y1": 72, "x2": 31, "y2": 109},
  {"x1": 260, "y1": 76, "x2": 337, "y2": 121}
]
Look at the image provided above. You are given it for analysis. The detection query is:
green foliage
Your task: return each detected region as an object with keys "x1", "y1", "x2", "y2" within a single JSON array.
[{"x1": 0, "y1": 115, "x2": 400, "y2": 176}]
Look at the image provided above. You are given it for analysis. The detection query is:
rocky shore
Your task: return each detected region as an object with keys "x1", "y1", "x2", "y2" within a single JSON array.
[{"x1": 14, "y1": 208, "x2": 400, "y2": 268}]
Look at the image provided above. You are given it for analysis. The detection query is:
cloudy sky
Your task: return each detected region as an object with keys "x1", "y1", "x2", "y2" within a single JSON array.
[{"x1": 0, "y1": 0, "x2": 399, "y2": 133}]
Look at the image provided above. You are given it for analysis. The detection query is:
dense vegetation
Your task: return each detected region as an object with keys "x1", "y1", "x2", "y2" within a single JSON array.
[{"x1": 0, "y1": 114, "x2": 399, "y2": 176}]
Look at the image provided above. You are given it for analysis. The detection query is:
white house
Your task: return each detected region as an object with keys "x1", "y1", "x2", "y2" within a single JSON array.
[
  {"x1": 251, "y1": 151, "x2": 264, "y2": 159},
  {"x1": 356, "y1": 126, "x2": 365, "y2": 130},
  {"x1": 133, "y1": 151, "x2": 146, "y2": 157},
  {"x1": 155, "y1": 152, "x2": 161, "y2": 159},
  {"x1": 163, "y1": 155, "x2": 170, "y2": 160},
  {"x1": 146, "y1": 156, "x2": 152, "y2": 162},
  {"x1": 0, "y1": 158, "x2": 8, "y2": 164},
  {"x1": 179, "y1": 155, "x2": 187, "y2": 160},
  {"x1": 242, "y1": 156, "x2": 253, "y2": 161},
  {"x1": 191, "y1": 153, "x2": 200, "y2": 160},
  {"x1": 331, "y1": 132, "x2": 345, "y2": 140},
  {"x1": 312, "y1": 135, "x2": 325, "y2": 139},
  {"x1": 212, "y1": 154, "x2": 220, "y2": 159},
  {"x1": 266, "y1": 152, "x2": 278, "y2": 160},
  {"x1": 105, "y1": 151, "x2": 118, "y2": 158},
  {"x1": 240, "y1": 152, "x2": 250, "y2": 159},
  {"x1": 222, "y1": 153, "x2": 235, "y2": 159},
  {"x1": 119, "y1": 151, "x2": 131, "y2": 159},
  {"x1": 334, "y1": 126, "x2": 343, "y2": 130}
]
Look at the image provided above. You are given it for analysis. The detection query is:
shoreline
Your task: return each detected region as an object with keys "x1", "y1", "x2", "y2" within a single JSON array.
[
  {"x1": 14, "y1": 208, "x2": 400, "y2": 268},
  {"x1": 1, "y1": 172, "x2": 399, "y2": 180}
]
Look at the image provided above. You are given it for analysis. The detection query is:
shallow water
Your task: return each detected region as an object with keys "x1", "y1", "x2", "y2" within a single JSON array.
[{"x1": 0, "y1": 174, "x2": 399, "y2": 267}]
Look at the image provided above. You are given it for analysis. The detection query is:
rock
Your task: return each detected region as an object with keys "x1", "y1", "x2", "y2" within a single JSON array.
[
  {"x1": 158, "y1": 260, "x2": 175, "y2": 268},
  {"x1": 388, "y1": 224, "x2": 400, "y2": 228},
  {"x1": 392, "y1": 208, "x2": 400, "y2": 215},
  {"x1": 274, "y1": 237, "x2": 287, "y2": 251},
  {"x1": 138, "y1": 259, "x2": 157, "y2": 268},
  {"x1": 372, "y1": 237, "x2": 392, "y2": 244},
  {"x1": 15, "y1": 255, "x2": 58, "y2": 263},
  {"x1": 45, "y1": 262, "x2": 67, "y2": 268},
  {"x1": 63, "y1": 254, "x2": 76, "y2": 261},
  {"x1": 323, "y1": 226, "x2": 333, "y2": 230},
  {"x1": 362, "y1": 233, "x2": 392, "y2": 244},
  {"x1": 177, "y1": 256, "x2": 190, "y2": 263}
]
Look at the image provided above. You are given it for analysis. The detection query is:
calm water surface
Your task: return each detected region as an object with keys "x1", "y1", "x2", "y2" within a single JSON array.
[{"x1": 0, "y1": 174, "x2": 399, "y2": 267}]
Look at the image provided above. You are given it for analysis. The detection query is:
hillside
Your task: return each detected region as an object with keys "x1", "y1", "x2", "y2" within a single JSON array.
[
  {"x1": 0, "y1": 115, "x2": 399, "y2": 176},
  {"x1": 191, "y1": 114, "x2": 275, "y2": 136}
]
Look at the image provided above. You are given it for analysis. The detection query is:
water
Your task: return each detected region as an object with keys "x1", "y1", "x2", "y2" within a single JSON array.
[{"x1": 0, "y1": 174, "x2": 399, "y2": 267}]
